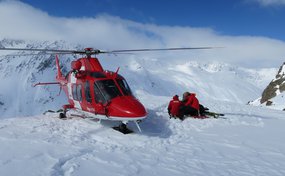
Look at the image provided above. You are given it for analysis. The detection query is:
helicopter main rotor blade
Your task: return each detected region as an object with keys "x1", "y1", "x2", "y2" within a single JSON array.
[
  {"x1": 0, "y1": 46, "x2": 220, "y2": 57},
  {"x1": 107, "y1": 47, "x2": 218, "y2": 53},
  {"x1": 0, "y1": 47, "x2": 76, "y2": 53},
  {"x1": 0, "y1": 47, "x2": 105, "y2": 55}
]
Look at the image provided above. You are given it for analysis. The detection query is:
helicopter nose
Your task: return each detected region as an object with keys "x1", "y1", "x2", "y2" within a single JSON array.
[{"x1": 108, "y1": 96, "x2": 147, "y2": 118}]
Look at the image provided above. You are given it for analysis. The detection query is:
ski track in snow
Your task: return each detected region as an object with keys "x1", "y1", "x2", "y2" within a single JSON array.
[{"x1": 1, "y1": 101, "x2": 285, "y2": 176}]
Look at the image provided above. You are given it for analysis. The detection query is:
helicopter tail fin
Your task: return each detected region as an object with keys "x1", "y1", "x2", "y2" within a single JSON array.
[{"x1": 55, "y1": 55, "x2": 63, "y2": 79}]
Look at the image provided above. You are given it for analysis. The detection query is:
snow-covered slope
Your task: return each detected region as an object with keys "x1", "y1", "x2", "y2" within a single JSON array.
[
  {"x1": 0, "y1": 39, "x2": 79, "y2": 117},
  {"x1": 0, "y1": 39, "x2": 277, "y2": 117},
  {"x1": 1, "y1": 39, "x2": 285, "y2": 176}
]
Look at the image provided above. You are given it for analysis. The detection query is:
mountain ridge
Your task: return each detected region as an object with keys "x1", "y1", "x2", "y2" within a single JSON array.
[{"x1": 0, "y1": 39, "x2": 279, "y2": 117}]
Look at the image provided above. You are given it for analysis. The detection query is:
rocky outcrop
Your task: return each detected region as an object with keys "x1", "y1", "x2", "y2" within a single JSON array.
[{"x1": 260, "y1": 62, "x2": 285, "y2": 105}]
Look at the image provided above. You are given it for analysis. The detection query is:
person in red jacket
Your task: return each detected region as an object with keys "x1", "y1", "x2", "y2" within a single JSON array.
[
  {"x1": 168, "y1": 95, "x2": 182, "y2": 118},
  {"x1": 180, "y1": 92, "x2": 200, "y2": 117}
]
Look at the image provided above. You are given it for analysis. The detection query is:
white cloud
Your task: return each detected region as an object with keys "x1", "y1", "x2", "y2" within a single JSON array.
[
  {"x1": 0, "y1": 0, "x2": 285, "y2": 68},
  {"x1": 249, "y1": 0, "x2": 285, "y2": 6}
]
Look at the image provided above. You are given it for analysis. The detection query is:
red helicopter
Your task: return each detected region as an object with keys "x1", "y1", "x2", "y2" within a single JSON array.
[{"x1": 0, "y1": 46, "x2": 213, "y2": 133}]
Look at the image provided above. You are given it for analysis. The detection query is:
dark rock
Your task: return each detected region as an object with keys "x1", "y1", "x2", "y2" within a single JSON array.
[
  {"x1": 260, "y1": 62, "x2": 285, "y2": 104},
  {"x1": 266, "y1": 101, "x2": 273, "y2": 106},
  {"x1": 280, "y1": 82, "x2": 285, "y2": 92}
]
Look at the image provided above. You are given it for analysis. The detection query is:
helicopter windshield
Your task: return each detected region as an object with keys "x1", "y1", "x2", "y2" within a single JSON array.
[
  {"x1": 116, "y1": 79, "x2": 133, "y2": 96},
  {"x1": 94, "y1": 80, "x2": 122, "y2": 102}
]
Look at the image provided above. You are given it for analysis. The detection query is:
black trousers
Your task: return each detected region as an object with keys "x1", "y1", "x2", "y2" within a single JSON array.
[
  {"x1": 199, "y1": 104, "x2": 207, "y2": 116},
  {"x1": 180, "y1": 106, "x2": 198, "y2": 116}
]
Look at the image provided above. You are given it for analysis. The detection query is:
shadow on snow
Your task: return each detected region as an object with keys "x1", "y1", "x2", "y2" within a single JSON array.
[{"x1": 137, "y1": 109, "x2": 172, "y2": 138}]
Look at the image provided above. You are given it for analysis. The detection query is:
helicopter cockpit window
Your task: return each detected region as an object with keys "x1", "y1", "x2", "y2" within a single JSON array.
[
  {"x1": 85, "y1": 81, "x2": 92, "y2": 103},
  {"x1": 72, "y1": 85, "x2": 77, "y2": 100},
  {"x1": 72, "y1": 84, "x2": 82, "y2": 101},
  {"x1": 95, "y1": 80, "x2": 122, "y2": 101},
  {"x1": 94, "y1": 84, "x2": 107, "y2": 104},
  {"x1": 116, "y1": 79, "x2": 133, "y2": 96},
  {"x1": 77, "y1": 84, "x2": 82, "y2": 101}
]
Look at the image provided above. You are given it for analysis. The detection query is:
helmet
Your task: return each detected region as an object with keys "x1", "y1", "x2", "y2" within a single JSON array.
[{"x1": 173, "y1": 95, "x2": 179, "y2": 100}]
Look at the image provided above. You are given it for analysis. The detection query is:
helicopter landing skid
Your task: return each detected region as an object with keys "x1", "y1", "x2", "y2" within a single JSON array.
[
  {"x1": 112, "y1": 123, "x2": 134, "y2": 134},
  {"x1": 112, "y1": 120, "x2": 142, "y2": 134}
]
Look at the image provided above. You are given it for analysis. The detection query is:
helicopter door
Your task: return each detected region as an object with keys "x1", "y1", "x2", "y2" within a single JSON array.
[
  {"x1": 72, "y1": 84, "x2": 82, "y2": 109},
  {"x1": 92, "y1": 83, "x2": 107, "y2": 114},
  {"x1": 94, "y1": 83, "x2": 107, "y2": 104},
  {"x1": 84, "y1": 81, "x2": 92, "y2": 104},
  {"x1": 81, "y1": 81, "x2": 96, "y2": 113}
]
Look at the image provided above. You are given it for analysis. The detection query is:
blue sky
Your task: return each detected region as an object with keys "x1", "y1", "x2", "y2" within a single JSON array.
[
  {"x1": 1, "y1": 0, "x2": 285, "y2": 67},
  {"x1": 19, "y1": 0, "x2": 285, "y2": 41}
]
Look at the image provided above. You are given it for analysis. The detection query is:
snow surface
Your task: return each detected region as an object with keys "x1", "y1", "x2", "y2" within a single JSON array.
[
  {"x1": 0, "y1": 99, "x2": 285, "y2": 176},
  {"x1": 1, "y1": 39, "x2": 285, "y2": 175}
]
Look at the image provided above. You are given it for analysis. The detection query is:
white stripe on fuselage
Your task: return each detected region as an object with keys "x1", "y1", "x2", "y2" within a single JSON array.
[
  {"x1": 74, "y1": 101, "x2": 81, "y2": 110},
  {"x1": 70, "y1": 72, "x2": 77, "y2": 83}
]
